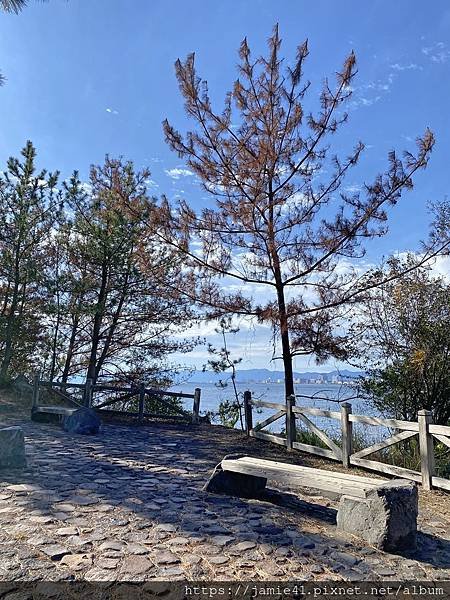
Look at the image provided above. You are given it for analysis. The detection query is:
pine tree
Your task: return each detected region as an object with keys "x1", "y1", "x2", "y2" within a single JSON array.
[
  {"x1": 47, "y1": 157, "x2": 195, "y2": 386},
  {"x1": 0, "y1": 141, "x2": 60, "y2": 381},
  {"x1": 160, "y1": 25, "x2": 435, "y2": 398}
]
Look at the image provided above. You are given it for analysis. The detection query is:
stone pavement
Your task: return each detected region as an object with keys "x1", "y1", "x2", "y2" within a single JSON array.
[{"x1": 0, "y1": 418, "x2": 449, "y2": 581}]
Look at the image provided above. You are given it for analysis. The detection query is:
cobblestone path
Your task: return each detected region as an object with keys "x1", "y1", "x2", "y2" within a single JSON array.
[{"x1": 0, "y1": 419, "x2": 449, "y2": 581}]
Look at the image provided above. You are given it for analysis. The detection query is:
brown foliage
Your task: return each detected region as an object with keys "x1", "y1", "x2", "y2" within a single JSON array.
[{"x1": 160, "y1": 25, "x2": 434, "y2": 396}]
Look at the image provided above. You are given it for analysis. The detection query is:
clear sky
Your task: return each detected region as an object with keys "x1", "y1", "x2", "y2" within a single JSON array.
[{"x1": 1, "y1": 0, "x2": 449, "y2": 372}]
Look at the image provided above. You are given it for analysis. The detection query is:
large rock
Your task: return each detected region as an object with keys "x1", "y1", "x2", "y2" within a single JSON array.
[
  {"x1": 337, "y1": 479, "x2": 418, "y2": 552},
  {"x1": 62, "y1": 407, "x2": 101, "y2": 435},
  {"x1": 203, "y1": 454, "x2": 267, "y2": 498},
  {"x1": 0, "y1": 427, "x2": 27, "y2": 468}
]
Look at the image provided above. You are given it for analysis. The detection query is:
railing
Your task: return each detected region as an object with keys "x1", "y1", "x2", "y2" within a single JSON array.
[
  {"x1": 243, "y1": 392, "x2": 450, "y2": 492},
  {"x1": 31, "y1": 374, "x2": 202, "y2": 424}
]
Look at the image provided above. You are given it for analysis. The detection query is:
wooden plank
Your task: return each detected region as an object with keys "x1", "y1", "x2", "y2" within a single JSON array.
[
  {"x1": 250, "y1": 430, "x2": 287, "y2": 447},
  {"x1": 32, "y1": 373, "x2": 40, "y2": 409},
  {"x1": 191, "y1": 388, "x2": 201, "y2": 424},
  {"x1": 145, "y1": 388, "x2": 195, "y2": 399},
  {"x1": 221, "y1": 457, "x2": 381, "y2": 498},
  {"x1": 340, "y1": 403, "x2": 352, "y2": 468},
  {"x1": 40, "y1": 381, "x2": 86, "y2": 389},
  {"x1": 84, "y1": 378, "x2": 94, "y2": 408},
  {"x1": 138, "y1": 384, "x2": 145, "y2": 423},
  {"x1": 352, "y1": 430, "x2": 417, "y2": 460},
  {"x1": 41, "y1": 381, "x2": 196, "y2": 399},
  {"x1": 244, "y1": 390, "x2": 253, "y2": 435},
  {"x1": 93, "y1": 384, "x2": 196, "y2": 399},
  {"x1": 94, "y1": 391, "x2": 137, "y2": 410},
  {"x1": 429, "y1": 424, "x2": 450, "y2": 436},
  {"x1": 235, "y1": 456, "x2": 384, "y2": 485},
  {"x1": 92, "y1": 384, "x2": 135, "y2": 393},
  {"x1": 293, "y1": 406, "x2": 341, "y2": 420},
  {"x1": 286, "y1": 395, "x2": 296, "y2": 451},
  {"x1": 431, "y1": 476, "x2": 450, "y2": 492},
  {"x1": 254, "y1": 410, "x2": 286, "y2": 432},
  {"x1": 295, "y1": 413, "x2": 342, "y2": 457},
  {"x1": 432, "y1": 434, "x2": 450, "y2": 449},
  {"x1": 34, "y1": 406, "x2": 77, "y2": 416},
  {"x1": 251, "y1": 400, "x2": 287, "y2": 411},
  {"x1": 48, "y1": 386, "x2": 84, "y2": 408},
  {"x1": 349, "y1": 414, "x2": 419, "y2": 431},
  {"x1": 350, "y1": 456, "x2": 422, "y2": 482},
  {"x1": 292, "y1": 441, "x2": 341, "y2": 461},
  {"x1": 418, "y1": 409, "x2": 435, "y2": 491}
]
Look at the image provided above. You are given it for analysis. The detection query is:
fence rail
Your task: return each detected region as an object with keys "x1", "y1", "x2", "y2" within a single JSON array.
[
  {"x1": 243, "y1": 392, "x2": 450, "y2": 492},
  {"x1": 32, "y1": 375, "x2": 201, "y2": 424}
]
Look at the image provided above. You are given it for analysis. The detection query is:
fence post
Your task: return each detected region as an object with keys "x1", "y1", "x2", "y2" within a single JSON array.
[
  {"x1": 286, "y1": 394, "x2": 296, "y2": 451},
  {"x1": 243, "y1": 390, "x2": 253, "y2": 436},
  {"x1": 192, "y1": 388, "x2": 201, "y2": 424},
  {"x1": 341, "y1": 402, "x2": 353, "y2": 468},
  {"x1": 418, "y1": 409, "x2": 435, "y2": 491},
  {"x1": 84, "y1": 378, "x2": 94, "y2": 408},
  {"x1": 138, "y1": 383, "x2": 145, "y2": 423},
  {"x1": 32, "y1": 372, "x2": 40, "y2": 410}
]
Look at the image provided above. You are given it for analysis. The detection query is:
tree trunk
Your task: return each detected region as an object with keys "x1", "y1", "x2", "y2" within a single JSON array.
[
  {"x1": 268, "y1": 185, "x2": 295, "y2": 400},
  {"x1": 61, "y1": 309, "x2": 80, "y2": 384},
  {"x1": 94, "y1": 270, "x2": 130, "y2": 380},
  {"x1": 49, "y1": 254, "x2": 61, "y2": 382},
  {"x1": 86, "y1": 261, "x2": 109, "y2": 385},
  {"x1": 275, "y1": 282, "x2": 295, "y2": 398},
  {"x1": 0, "y1": 274, "x2": 20, "y2": 380}
]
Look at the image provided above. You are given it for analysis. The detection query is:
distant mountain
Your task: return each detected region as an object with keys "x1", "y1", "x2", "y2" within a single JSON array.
[{"x1": 184, "y1": 368, "x2": 364, "y2": 384}]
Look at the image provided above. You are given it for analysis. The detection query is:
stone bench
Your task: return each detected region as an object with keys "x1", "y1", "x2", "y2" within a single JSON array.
[
  {"x1": 204, "y1": 455, "x2": 418, "y2": 552},
  {"x1": 0, "y1": 426, "x2": 27, "y2": 469}
]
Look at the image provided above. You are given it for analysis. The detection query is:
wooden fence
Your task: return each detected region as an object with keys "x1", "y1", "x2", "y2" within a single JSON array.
[
  {"x1": 243, "y1": 392, "x2": 450, "y2": 492},
  {"x1": 31, "y1": 374, "x2": 202, "y2": 424}
]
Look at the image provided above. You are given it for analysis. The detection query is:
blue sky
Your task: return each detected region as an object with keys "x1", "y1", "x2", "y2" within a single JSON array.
[{"x1": 1, "y1": 0, "x2": 449, "y2": 372}]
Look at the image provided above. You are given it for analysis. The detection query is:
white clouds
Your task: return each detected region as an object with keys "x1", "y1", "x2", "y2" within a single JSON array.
[
  {"x1": 344, "y1": 184, "x2": 362, "y2": 194},
  {"x1": 350, "y1": 94, "x2": 382, "y2": 110},
  {"x1": 106, "y1": 107, "x2": 119, "y2": 115},
  {"x1": 144, "y1": 178, "x2": 159, "y2": 190},
  {"x1": 429, "y1": 254, "x2": 450, "y2": 281},
  {"x1": 390, "y1": 62, "x2": 422, "y2": 72},
  {"x1": 165, "y1": 167, "x2": 194, "y2": 180},
  {"x1": 422, "y1": 42, "x2": 450, "y2": 64},
  {"x1": 79, "y1": 182, "x2": 93, "y2": 195}
]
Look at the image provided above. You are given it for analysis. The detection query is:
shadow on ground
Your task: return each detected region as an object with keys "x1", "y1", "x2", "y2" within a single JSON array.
[{"x1": 0, "y1": 417, "x2": 449, "y2": 580}]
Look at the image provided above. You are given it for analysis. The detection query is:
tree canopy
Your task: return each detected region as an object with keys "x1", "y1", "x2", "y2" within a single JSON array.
[{"x1": 356, "y1": 256, "x2": 450, "y2": 424}]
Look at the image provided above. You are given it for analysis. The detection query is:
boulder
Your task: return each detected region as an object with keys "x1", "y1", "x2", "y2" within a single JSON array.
[
  {"x1": 62, "y1": 408, "x2": 101, "y2": 435},
  {"x1": 0, "y1": 426, "x2": 27, "y2": 468},
  {"x1": 337, "y1": 479, "x2": 418, "y2": 552},
  {"x1": 203, "y1": 454, "x2": 267, "y2": 498}
]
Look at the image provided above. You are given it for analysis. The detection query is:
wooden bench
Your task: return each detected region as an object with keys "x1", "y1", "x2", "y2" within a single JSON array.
[
  {"x1": 220, "y1": 455, "x2": 384, "y2": 499},
  {"x1": 32, "y1": 406, "x2": 78, "y2": 417},
  {"x1": 204, "y1": 455, "x2": 418, "y2": 552}
]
